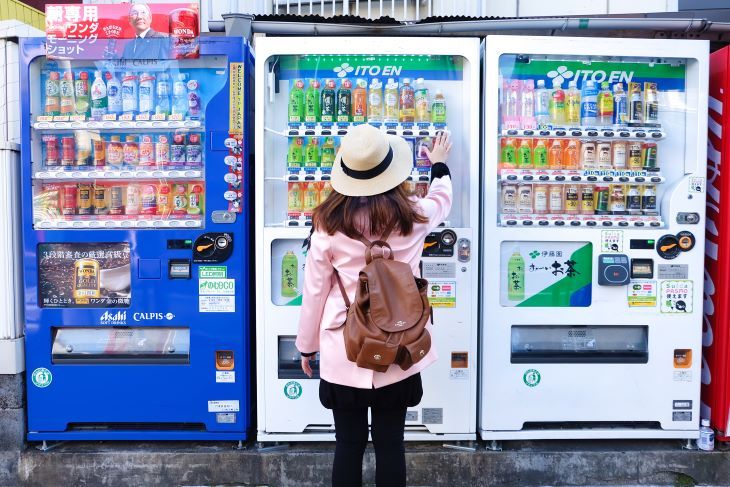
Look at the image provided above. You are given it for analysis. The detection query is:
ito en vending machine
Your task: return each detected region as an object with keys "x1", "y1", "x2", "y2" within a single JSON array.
[
  {"x1": 255, "y1": 37, "x2": 480, "y2": 441},
  {"x1": 481, "y1": 36, "x2": 708, "y2": 440},
  {"x1": 702, "y1": 44, "x2": 730, "y2": 442},
  {"x1": 20, "y1": 27, "x2": 253, "y2": 440}
]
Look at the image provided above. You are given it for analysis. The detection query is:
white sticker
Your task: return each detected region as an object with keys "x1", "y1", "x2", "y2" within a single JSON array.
[
  {"x1": 208, "y1": 400, "x2": 240, "y2": 412},
  {"x1": 428, "y1": 281, "x2": 456, "y2": 308},
  {"x1": 674, "y1": 370, "x2": 693, "y2": 382},
  {"x1": 199, "y1": 278, "x2": 236, "y2": 296},
  {"x1": 422, "y1": 262, "x2": 456, "y2": 279},
  {"x1": 601, "y1": 230, "x2": 623, "y2": 253},
  {"x1": 688, "y1": 177, "x2": 705, "y2": 194},
  {"x1": 224, "y1": 137, "x2": 238, "y2": 149},
  {"x1": 449, "y1": 369, "x2": 469, "y2": 380},
  {"x1": 216, "y1": 371, "x2": 236, "y2": 383},
  {"x1": 224, "y1": 190, "x2": 239, "y2": 201},
  {"x1": 224, "y1": 155, "x2": 237, "y2": 166},
  {"x1": 627, "y1": 280, "x2": 657, "y2": 307},
  {"x1": 224, "y1": 173, "x2": 238, "y2": 184},
  {"x1": 660, "y1": 280, "x2": 693, "y2": 314},
  {"x1": 199, "y1": 295, "x2": 236, "y2": 313},
  {"x1": 216, "y1": 413, "x2": 236, "y2": 424}
]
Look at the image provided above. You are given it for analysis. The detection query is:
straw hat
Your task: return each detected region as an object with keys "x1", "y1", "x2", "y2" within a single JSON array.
[{"x1": 330, "y1": 124, "x2": 413, "y2": 197}]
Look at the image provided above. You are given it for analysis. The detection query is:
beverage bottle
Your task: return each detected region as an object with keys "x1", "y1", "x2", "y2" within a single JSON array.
[
  {"x1": 172, "y1": 74, "x2": 188, "y2": 117},
  {"x1": 565, "y1": 184, "x2": 580, "y2": 215},
  {"x1": 643, "y1": 142, "x2": 658, "y2": 170},
  {"x1": 61, "y1": 136, "x2": 75, "y2": 166},
  {"x1": 581, "y1": 141, "x2": 596, "y2": 169},
  {"x1": 517, "y1": 184, "x2": 533, "y2": 214},
  {"x1": 431, "y1": 89, "x2": 447, "y2": 125},
  {"x1": 171, "y1": 134, "x2": 186, "y2": 165},
  {"x1": 138, "y1": 72, "x2": 155, "y2": 115},
  {"x1": 337, "y1": 78, "x2": 352, "y2": 123},
  {"x1": 643, "y1": 82, "x2": 659, "y2": 125},
  {"x1": 352, "y1": 78, "x2": 367, "y2": 123},
  {"x1": 109, "y1": 185, "x2": 125, "y2": 215},
  {"x1": 563, "y1": 139, "x2": 581, "y2": 169},
  {"x1": 62, "y1": 184, "x2": 77, "y2": 216},
  {"x1": 45, "y1": 72, "x2": 61, "y2": 116},
  {"x1": 597, "y1": 141, "x2": 612, "y2": 169},
  {"x1": 612, "y1": 141, "x2": 627, "y2": 169},
  {"x1": 628, "y1": 141, "x2": 643, "y2": 170},
  {"x1": 517, "y1": 139, "x2": 532, "y2": 169},
  {"x1": 123, "y1": 135, "x2": 139, "y2": 166},
  {"x1": 138, "y1": 135, "x2": 154, "y2": 167},
  {"x1": 580, "y1": 80, "x2": 598, "y2": 127},
  {"x1": 281, "y1": 251, "x2": 299, "y2": 298},
  {"x1": 43, "y1": 135, "x2": 60, "y2": 166},
  {"x1": 532, "y1": 139, "x2": 548, "y2": 168},
  {"x1": 629, "y1": 82, "x2": 643, "y2": 125},
  {"x1": 594, "y1": 186, "x2": 610, "y2": 214},
  {"x1": 126, "y1": 184, "x2": 141, "y2": 216},
  {"x1": 303, "y1": 182, "x2": 320, "y2": 215},
  {"x1": 106, "y1": 71, "x2": 123, "y2": 116},
  {"x1": 288, "y1": 79, "x2": 305, "y2": 124},
  {"x1": 699, "y1": 419, "x2": 715, "y2": 452},
  {"x1": 287, "y1": 182, "x2": 303, "y2": 217},
  {"x1": 121, "y1": 72, "x2": 138, "y2": 115},
  {"x1": 186, "y1": 133, "x2": 202, "y2": 166},
  {"x1": 535, "y1": 79, "x2": 551, "y2": 130},
  {"x1": 95, "y1": 139, "x2": 108, "y2": 167},
  {"x1": 520, "y1": 79, "x2": 536, "y2": 130},
  {"x1": 501, "y1": 138, "x2": 517, "y2": 168},
  {"x1": 549, "y1": 78, "x2": 566, "y2": 126},
  {"x1": 75, "y1": 71, "x2": 91, "y2": 117},
  {"x1": 597, "y1": 81, "x2": 614, "y2": 126},
  {"x1": 565, "y1": 80, "x2": 581, "y2": 126},
  {"x1": 384, "y1": 78, "x2": 399, "y2": 123},
  {"x1": 89, "y1": 71, "x2": 107, "y2": 120},
  {"x1": 287, "y1": 137, "x2": 304, "y2": 171},
  {"x1": 642, "y1": 185, "x2": 657, "y2": 215},
  {"x1": 155, "y1": 134, "x2": 170, "y2": 167},
  {"x1": 106, "y1": 135, "x2": 123, "y2": 168},
  {"x1": 503, "y1": 79, "x2": 521, "y2": 130},
  {"x1": 613, "y1": 83, "x2": 628, "y2": 126},
  {"x1": 627, "y1": 185, "x2": 642, "y2": 214},
  {"x1": 501, "y1": 184, "x2": 517, "y2": 213},
  {"x1": 304, "y1": 137, "x2": 321, "y2": 172},
  {"x1": 368, "y1": 78, "x2": 383, "y2": 123},
  {"x1": 187, "y1": 79, "x2": 202, "y2": 119},
  {"x1": 321, "y1": 137, "x2": 336, "y2": 171},
  {"x1": 414, "y1": 77, "x2": 430, "y2": 124},
  {"x1": 320, "y1": 79, "x2": 336, "y2": 123},
  {"x1": 507, "y1": 249, "x2": 525, "y2": 301},
  {"x1": 93, "y1": 184, "x2": 109, "y2": 215},
  {"x1": 305, "y1": 79, "x2": 321, "y2": 124},
  {"x1": 609, "y1": 184, "x2": 626, "y2": 214},
  {"x1": 533, "y1": 184, "x2": 549, "y2": 214},
  {"x1": 141, "y1": 184, "x2": 158, "y2": 215},
  {"x1": 155, "y1": 72, "x2": 171, "y2": 116},
  {"x1": 77, "y1": 184, "x2": 93, "y2": 216},
  {"x1": 320, "y1": 181, "x2": 333, "y2": 201},
  {"x1": 75, "y1": 131, "x2": 92, "y2": 166},
  {"x1": 60, "y1": 71, "x2": 75, "y2": 115},
  {"x1": 399, "y1": 78, "x2": 415, "y2": 123},
  {"x1": 580, "y1": 185, "x2": 595, "y2": 215},
  {"x1": 188, "y1": 184, "x2": 203, "y2": 216},
  {"x1": 171, "y1": 183, "x2": 188, "y2": 216},
  {"x1": 548, "y1": 139, "x2": 563, "y2": 169},
  {"x1": 157, "y1": 183, "x2": 171, "y2": 218},
  {"x1": 549, "y1": 184, "x2": 564, "y2": 214}
]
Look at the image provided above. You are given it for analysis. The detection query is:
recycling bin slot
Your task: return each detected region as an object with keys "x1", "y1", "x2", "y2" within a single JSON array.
[{"x1": 278, "y1": 335, "x2": 320, "y2": 379}]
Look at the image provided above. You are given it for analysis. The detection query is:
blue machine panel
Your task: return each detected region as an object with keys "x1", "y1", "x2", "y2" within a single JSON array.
[{"x1": 20, "y1": 37, "x2": 253, "y2": 440}]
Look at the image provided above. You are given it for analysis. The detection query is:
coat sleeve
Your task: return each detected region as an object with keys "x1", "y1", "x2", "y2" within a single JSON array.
[
  {"x1": 295, "y1": 231, "x2": 334, "y2": 354},
  {"x1": 418, "y1": 172, "x2": 453, "y2": 232}
]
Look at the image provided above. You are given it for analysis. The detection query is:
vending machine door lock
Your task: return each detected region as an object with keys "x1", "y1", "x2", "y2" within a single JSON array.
[{"x1": 457, "y1": 238, "x2": 471, "y2": 263}]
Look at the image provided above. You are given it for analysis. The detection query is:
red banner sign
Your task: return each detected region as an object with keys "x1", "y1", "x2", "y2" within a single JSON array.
[{"x1": 45, "y1": 2, "x2": 200, "y2": 60}]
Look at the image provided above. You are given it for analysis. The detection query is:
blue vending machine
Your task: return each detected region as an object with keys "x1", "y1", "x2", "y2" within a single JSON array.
[{"x1": 20, "y1": 35, "x2": 252, "y2": 440}]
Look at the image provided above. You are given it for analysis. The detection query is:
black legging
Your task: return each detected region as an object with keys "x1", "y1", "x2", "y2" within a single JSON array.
[{"x1": 332, "y1": 406, "x2": 407, "y2": 487}]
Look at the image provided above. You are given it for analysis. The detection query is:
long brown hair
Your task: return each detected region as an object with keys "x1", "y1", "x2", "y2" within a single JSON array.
[{"x1": 312, "y1": 182, "x2": 428, "y2": 239}]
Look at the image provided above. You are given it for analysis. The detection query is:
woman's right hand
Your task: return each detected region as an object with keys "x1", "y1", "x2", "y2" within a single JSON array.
[{"x1": 425, "y1": 131, "x2": 453, "y2": 164}]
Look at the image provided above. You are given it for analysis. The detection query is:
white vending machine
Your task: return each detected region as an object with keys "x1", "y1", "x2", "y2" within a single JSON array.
[
  {"x1": 255, "y1": 36, "x2": 480, "y2": 441},
  {"x1": 480, "y1": 36, "x2": 709, "y2": 440}
]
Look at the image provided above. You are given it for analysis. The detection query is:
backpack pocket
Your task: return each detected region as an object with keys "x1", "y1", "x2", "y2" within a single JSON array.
[
  {"x1": 357, "y1": 336, "x2": 398, "y2": 373},
  {"x1": 399, "y1": 329, "x2": 431, "y2": 370}
]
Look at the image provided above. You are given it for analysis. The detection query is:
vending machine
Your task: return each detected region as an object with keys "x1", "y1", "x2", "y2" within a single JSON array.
[
  {"x1": 480, "y1": 36, "x2": 708, "y2": 440},
  {"x1": 20, "y1": 35, "x2": 253, "y2": 440},
  {"x1": 255, "y1": 37, "x2": 480, "y2": 441},
  {"x1": 702, "y1": 44, "x2": 730, "y2": 442}
]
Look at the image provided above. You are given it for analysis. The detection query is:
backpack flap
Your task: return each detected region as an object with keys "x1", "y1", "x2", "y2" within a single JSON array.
[
  {"x1": 365, "y1": 259, "x2": 424, "y2": 333},
  {"x1": 358, "y1": 336, "x2": 398, "y2": 372}
]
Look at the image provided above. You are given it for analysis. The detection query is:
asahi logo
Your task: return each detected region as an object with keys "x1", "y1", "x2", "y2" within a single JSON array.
[
  {"x1": 100, "y1": 311, "x2": 127, "y2": 325},
  {"x1": 133, "y1": 312, "x2": 175, "y2": 322},
  {"x1": 547, "y1": 65, "x2": 634, "y2": 85},
  {"x1": 333, "y1": 62, "x2": 402, "y2": 78}
]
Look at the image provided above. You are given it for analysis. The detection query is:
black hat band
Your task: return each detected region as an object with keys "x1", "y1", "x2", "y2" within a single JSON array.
[{"x1": 340, "y1": 146, "x2": 393, "y2": 180}]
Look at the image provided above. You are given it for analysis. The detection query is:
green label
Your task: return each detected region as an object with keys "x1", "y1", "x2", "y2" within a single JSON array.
[
  {"x1": 199, "y1": 266, "x2": 227, "y2": 279},
  {"x1": 31, "y1": 367, "x2": 53, "y2": 388},
  {"x1": 523, "y1": 369, "x2": 541, "y2": 387},
  {"x1": 280, "y1": 55, "x2": 463, "y2": 81},
  {"x1": 284, "y1": 380, "x2": 303, "y2": 400},
  {"x1": 505, "y1": 60, "x2": 685, "y2": 80}
]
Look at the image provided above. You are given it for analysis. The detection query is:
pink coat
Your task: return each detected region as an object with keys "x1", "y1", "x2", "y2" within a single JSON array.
[{"x1": 296, "y1": 176, "x2": 453, "y2": 389}]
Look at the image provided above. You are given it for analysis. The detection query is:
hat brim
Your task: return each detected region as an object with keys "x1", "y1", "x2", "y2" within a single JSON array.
[{"x1": 330, "y1": 134, "x2": 414, "y2": 197}]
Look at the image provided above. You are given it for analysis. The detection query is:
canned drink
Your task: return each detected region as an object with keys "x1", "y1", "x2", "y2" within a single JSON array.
[
  {"x1": 533, "y1": 184, "x2": 549, "y2": 214},
  {"x1": 642, "y1": 142, "x2": 658, "y2": 170},
  {"x1": 171, "y1": 134, "x2": 186, "y2": 165},
  {"x1": 612, "y1": 141, "x2": 627, "y2": 170},
  {"x1": 93, "y1": 139, "x2": 105, "y2": 167},
  {"x1": 594, "y1": 185, "x2": 609, "y2": 214},
  {"x1": 642, "y1": 185, "x2": 657, "y2": 215},
  {"x1": 75, "y1": 132, "x2": 92, "y2": 166},
  {"x1": 580, "y1": 141, "x2": 596, "y2": 169},
  {"x1": 548, "y1": 185, "x2": 563, "y2": 214},
  {"x1": 44, "y1": 135, "x2": 60, "y2": 166},
  {"x1": 597, "y1": 141, "x2": 612, "y2": 169},
  {"x1": 155, "y1": 135, "x2": 170, "y2": 167},
  {"x1": 138, "y1": 135, "x2": 155, "y2": 166},
  {"x1": 501, "y1": 184, "x2": 518, "y2": 213},
  {"x1": 126, "y1": 184, "x2": 141, "y2": 216},
  {"x1": 415, "y1": 182, "x2": 429, "y2": 199},
  {"x1": 141, "y1": 184, "x2": 158, "y2": 215},
  {"x1": 609, "y1": 184, "x2": 626, "y2": 214},
  {"x1": 187, "y1": 183, "x2": 203, "y2": 215},
  {"x1": 93, "y1": 185, "x2": 109, "y2": 215},
  {"x1": 565, "y1": 184, "x2": 580, "y2": 214},
  {"x1": 61, "y1": 136, "x2": 75, "y2": 166},
  {"x1": 73, "y1": 258, "x2": 101, "y2": 299},
  {"x1": 517, "y1": 184, "x2": 533, "y2": 214},
  {"x1": 77, "y1": 183, "x2": 93, "y2": 215},
  {"x1": 627, "y1": 142, "x2": 643, "y2": 170},
  {"x1": 172, "y1": 183, "x2": 188, "y2": 215},
  {"x1": 580, "y1": 184, "x2": 595, "y2": 215},
  {"x1": 186, "y1": 133, "x2": 202, "y2": 166},
  {"x1": 62, "y1": 184, "x2": 77, "y2": 215},
  {"x1": 110, "y1": 185, "x2": 125, "y2": 215},
  {"x1": 157, "y1": 183, "x2": 171, "y2": 217},
  {"x1": 627, "y1": 185, "x2": 642, "y2": 214}
]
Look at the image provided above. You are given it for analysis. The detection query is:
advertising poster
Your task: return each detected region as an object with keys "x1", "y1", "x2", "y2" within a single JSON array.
[
  {"x1": 38, "y1": 243, "x2": 131, "y2": 308},
  {"x1": 271, "y1": 239, "x2": 306, "y2": 306},
  {"x1": 45, "y1": 2, "x2": 200, "y2": 60},
  {"x1": 500, "y1": 241, "x2": 592, "y2": 307}
]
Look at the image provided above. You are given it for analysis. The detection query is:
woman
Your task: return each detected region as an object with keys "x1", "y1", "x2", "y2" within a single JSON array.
[{"x1": 296, "y1": 124, "x2": 452, "y2": 487}]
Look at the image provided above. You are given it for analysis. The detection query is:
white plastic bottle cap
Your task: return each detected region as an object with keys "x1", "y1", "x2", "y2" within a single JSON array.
[
  {"x1": 701, "y1": 419, "x2": 710, "y2": 427},
  {"x1": 537, "y1": 79, "x2": 545, "y2": 87}
]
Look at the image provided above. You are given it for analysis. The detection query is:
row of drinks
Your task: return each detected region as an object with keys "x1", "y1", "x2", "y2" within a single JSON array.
[
  {"x1": 288, "y1": 77, "x2": 447, "y2": 125},
  {"x1": 37, "y1": 182, "x2": 204, "y2": 218},
  {"x1": 501, "y1": 79, "x2": 660, "y2": 131},
  {"x1": 41, "y1": 132, "x2": 203, "y2": 169},
  {"x1": 43, "y1": 69, "x2": 202, "y2": 120},
  {"x1": 500, "y1": 138, "x2": 658, "y2": 171},
  {"x1": 501, "y1": 183, "x2": 658, "y2": 215}
]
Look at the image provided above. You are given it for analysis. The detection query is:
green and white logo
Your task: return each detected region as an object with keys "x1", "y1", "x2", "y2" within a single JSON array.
[
  {"x1": 284, "y1": 381, "x2": 303, "y2": 400},
  {"x1": 523, "y1": 369, "x2": 541, "y2": 387},
  {"x1": 31, "y1": 368, "x2": 52, "y2": 388}
]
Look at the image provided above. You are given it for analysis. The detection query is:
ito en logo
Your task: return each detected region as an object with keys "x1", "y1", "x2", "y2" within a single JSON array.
[
  {"x1": 333, "y1": 63, "x2": 355, "y2": 78},
  {"x1": 31, "y1": 367, "x2": 52, "y2": 388},
  {"x1": 523, "y1": 369, "x2": 541, "y2": 387},
  {"x1": 284, "y1": 381, "x2": 303, "y2": 399},
  {"x1": 547, "y1": 66, "x2": 574, "y2": 85}
]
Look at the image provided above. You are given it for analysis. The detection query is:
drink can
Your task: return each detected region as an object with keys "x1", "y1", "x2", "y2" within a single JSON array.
[
  {"x1": 580, "y1": 184, "x2": 595, "y2": 215},
  {"x1": 77, "y1": 183, "x2": 93, "y2": 215},
  {"x1": 415, "y1": 182, "x2": 429, "y2": 199},
  {"x1": 93, "y1": 139, "x2": 105, "y2": 167},
  {"x1": 580, "y1": 141, "x2": 596, "y2": 169},
  {"x1": 93, "y1": 185, "x2": 109, "y2": 215},
  {"x1": 43, "y1": 135, "x2": 60, "y2": 166},
  {"x1": 62, "y1": 184, "x2": 77, "y2": 216},
  {"x1": 73, "y1": 258, "x2": 100, "y2": 299},
  {"x1": 110, "y1": 185, "x2": 124, "y2": 215},
  {"x1": 533, "y1": 184, "x2": 548, "y2": 214},
  {"x1": 141, "y1": 184, "x2": 158, "y2": 215},
  {"x1": 642, "y1": 142, "x2": 658, "y2": 170},
  {"x1": 186, "y1": 133, "x2": 202, "y2": 165},
  {"x1": 518, "y1": 184, "x2": 533, "y2": 213},
  {"x1": 501, "y1": 183, "x2": 517, "y2": 213},
  {"x1": 627, "y1": 142, "x2": 643, "y2": 170},
  {"x1": 548, "y1": 184, "x2": 563, "y2": 213},
  {"x1": 126, "y1": 184, "x2": 141, "y2": 216},
  {"x1": 139, "y1": 135, "x2": 155, "y2": 166},
  {"x1": 170, "y1": 7, "x2": 200, "y2": 59},
  {"x1": 612, "y1": 141, "x2": 627, "y2": 170},
  {"x1": 61, "y1": 136, "x2": 75, "y2": 166},
  {"x1": 565, "y1": 184, "x2": 580, "y2": 214},
  {"x1": 597, "y1": 141, "x2": 612, "y2": 169},
  {"x1": 171, "y1": 134, "x2": 186, "y2": 165},
  {"x1": 155, "y1": 135, "x2": 170, "y2": 166},
  {"x1": 172, "y1": 183, "x2": 188, "y2": 215},
  {"x1": 594, "y1": 186, "x2": 609, "y2": 214}
]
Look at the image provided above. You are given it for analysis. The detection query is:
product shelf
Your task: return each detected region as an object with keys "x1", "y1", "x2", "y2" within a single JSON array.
[
  {"x1": 34, "y1": 168, "x2": 204, "y2": 180},
  {"x1": 273, "y1": 169, "x2": 432, "y2": 183},
  {"x1": 285, "y1": 123, "x2": 449, "y2": 138},
  {"x1": 34, "y1": 217, "x2": 203, "y2": 230},
  {"x1": 500, "y1": 127, "x2": 665, "y2": 140},
  {"x1": 33, "y1": 120, "x2": 202, "y2": 131},
  {"x1": 498, "y1": 169, "x2": 664, "y2": 184},
  {"x1": 499, "y1": 213, "x2": 663, "y2": 228}
]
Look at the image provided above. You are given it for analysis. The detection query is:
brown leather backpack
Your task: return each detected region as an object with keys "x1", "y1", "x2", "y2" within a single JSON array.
[{"x1": 335, "y1": 225, "x2": 433, "y2": 373}]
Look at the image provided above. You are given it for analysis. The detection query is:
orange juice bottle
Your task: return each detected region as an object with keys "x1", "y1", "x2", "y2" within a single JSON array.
[
  {"x1": 548, "y1": 139, "x2": 563, "y2": 169},
  {"x1": 563, "y1": 139, "x2": 581, "y2": 169}
]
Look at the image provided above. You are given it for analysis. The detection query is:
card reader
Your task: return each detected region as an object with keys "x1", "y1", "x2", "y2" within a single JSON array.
[{"x1": 598, "y1": 254, "x2": 631, "y2": 286}]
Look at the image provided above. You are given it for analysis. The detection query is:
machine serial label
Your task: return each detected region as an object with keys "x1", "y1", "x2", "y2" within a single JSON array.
[
  {"x1": 405, "y1": 411, "x2": 418, "y2": 422},
  {"x1": 199, "y1": 296, "x2": 236, "y2": 313},
  {"x1": 657, "y1": 264, "x2": 688, "y2": 280},
  {"x1": 422, "y1": 408, "x2": 444, "y2": 425},
  {"x1": 673, "y1": 370, "x2": 693, "y2": 382},
  {"x1": 673, "y1": 411, "x2": 692, "y2": 422},
  {"x1": 216, "y1": 413, "x2": 237, "y2": 424},
  {"x1": 673, "y1": 400, "x2": 693, "y2": 410},
  {"x1": 422, "y1": 262, "x2": 456, "y2": 279},
  {"x1": 207, "y1": 400, "x2": 240, "y2": 412}
]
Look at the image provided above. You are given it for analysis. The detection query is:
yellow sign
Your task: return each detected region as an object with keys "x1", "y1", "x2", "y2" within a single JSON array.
[{"x1": 229, "y1": 63, "x2": 244, "y2": 134}]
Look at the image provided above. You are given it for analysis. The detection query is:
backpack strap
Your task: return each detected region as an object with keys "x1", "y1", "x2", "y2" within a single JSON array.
[{"x1": 334, "y1": 271, "x2": 351, "y2": 309}]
